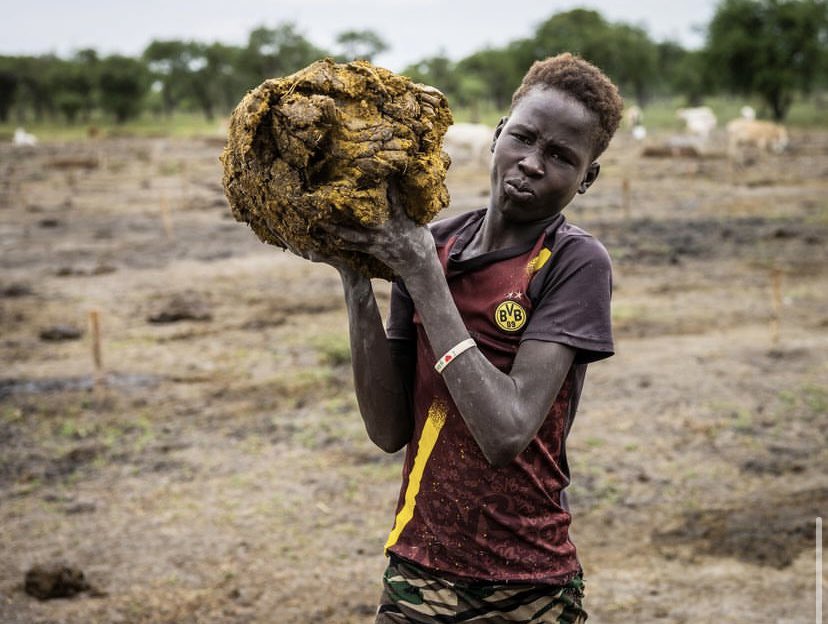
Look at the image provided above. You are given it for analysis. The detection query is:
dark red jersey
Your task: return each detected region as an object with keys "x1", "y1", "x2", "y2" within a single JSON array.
[{"x1": 385, "y1": 208, "x2": 614, "y2": 585}]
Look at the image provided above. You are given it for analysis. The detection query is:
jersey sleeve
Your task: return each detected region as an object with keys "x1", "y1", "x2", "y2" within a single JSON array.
[
  {"x1": 386, "y1": 278, "x2": 416, "y2": 342},
  {"x1": 522, "y1": 234, "x2": 614, "y2": 364}
]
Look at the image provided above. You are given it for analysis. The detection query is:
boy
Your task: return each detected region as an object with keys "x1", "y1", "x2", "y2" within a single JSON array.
[{"x1": 320, "y1": 53, "x2": 623, "y2": 623}]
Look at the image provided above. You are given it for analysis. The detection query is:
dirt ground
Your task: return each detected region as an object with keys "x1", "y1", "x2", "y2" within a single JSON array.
[{"x1": 0, "y1": 127, "x2": 826, "y2": 624}]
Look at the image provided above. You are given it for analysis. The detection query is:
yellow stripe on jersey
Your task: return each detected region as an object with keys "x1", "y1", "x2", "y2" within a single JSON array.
[
  {"x1": 384, "y1": 400, "x2": 448, "y2": 552},
  {"x1": 526, "y1": 247, "x2": 552, "y2": 274}
]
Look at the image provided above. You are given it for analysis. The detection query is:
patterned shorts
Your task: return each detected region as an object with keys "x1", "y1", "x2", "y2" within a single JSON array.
[{"x1": 375, "y1": 556, "x2": 588, "y2": 623}]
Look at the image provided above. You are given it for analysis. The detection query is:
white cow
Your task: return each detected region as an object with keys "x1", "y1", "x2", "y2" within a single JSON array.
[
  {"x1": 726, "y1": 118, "x2": 789, "y2": 159},
  {"x1": 623, "y1": 105, "x2": 643, "y2": 130},
  {"x1": 12, "y1": 127, "x2": 38, "y2": 147},
  {"x1": 442, "y1": 123, "x2": 494, "y2": 168},
  {"x1": 676, "y1": 107, "x2": 717, "y2": 139},
  {"x1": 623, "y1": 105, "x2": 647, "y2": 140}
]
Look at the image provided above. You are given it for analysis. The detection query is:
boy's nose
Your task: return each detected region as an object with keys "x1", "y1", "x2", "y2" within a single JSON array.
[{"x1": 518, "y1": 151, "x2": 544, "y2": 177}]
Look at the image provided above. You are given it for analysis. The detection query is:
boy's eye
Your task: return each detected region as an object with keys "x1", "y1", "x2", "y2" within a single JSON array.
[
  {"x1": 511, "y1": 132, "x2": 531, "y2": 144},
  {"x1": 548, "y1": 150, "x2": 571, "y2": 165}
]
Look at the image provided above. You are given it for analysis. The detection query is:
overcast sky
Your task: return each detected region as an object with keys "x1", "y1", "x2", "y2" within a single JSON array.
[{"x1": 1, "y1": 0, "x2": 717, "y2": 72}]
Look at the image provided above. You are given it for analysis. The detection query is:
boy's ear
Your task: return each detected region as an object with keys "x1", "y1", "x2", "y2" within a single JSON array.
[
  {"x1": 578, "y1": 162, "x2": 601, "y2": 194},
  {"x1": 491, "y1": 116, "x2": 508, "y2": 152}
]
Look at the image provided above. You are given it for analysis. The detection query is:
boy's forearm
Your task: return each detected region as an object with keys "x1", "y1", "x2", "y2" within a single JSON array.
[
  {"x1": 339, "y1": 270, "x2": 413, "y2": 452},
  {"x1": 398, "y1": 254, "x2": 572, "y2": 466}
]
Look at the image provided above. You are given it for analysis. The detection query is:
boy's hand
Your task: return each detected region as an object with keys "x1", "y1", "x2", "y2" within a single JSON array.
[
  {"x1": 264, "y1": 217, "x2": 364, "y2": 280},
  {"x1": 317, "y1": 181, "x2": 435, "y2": 278},
  {"x1": 296, "y1": 242, "x2": 367, "y2": 283}
]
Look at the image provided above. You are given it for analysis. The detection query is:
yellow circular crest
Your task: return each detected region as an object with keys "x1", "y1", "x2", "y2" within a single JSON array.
[{"x1": 494, "y1": 300, "x2": 527, "y2": 332}]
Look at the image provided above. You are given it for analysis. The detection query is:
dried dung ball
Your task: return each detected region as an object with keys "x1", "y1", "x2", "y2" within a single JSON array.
[{"x1": 221, "y1": 58, "x2": 453, "y2": 279}]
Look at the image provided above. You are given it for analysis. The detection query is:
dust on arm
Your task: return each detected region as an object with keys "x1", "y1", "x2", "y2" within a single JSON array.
[{"x1": 339, "y1": 268, "x2": 413, "y2": 452}]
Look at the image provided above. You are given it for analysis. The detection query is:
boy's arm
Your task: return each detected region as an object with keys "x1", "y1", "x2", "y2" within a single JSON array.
[
  {"x1": 398, "y1": 250, "x2": 576, "y2": 467},
  {"x1": 339, "y1": 268, "x2": 414, "y2": 453},
  {"x1": 323, "y1": 207, "x2": 576, "y2": 468}
]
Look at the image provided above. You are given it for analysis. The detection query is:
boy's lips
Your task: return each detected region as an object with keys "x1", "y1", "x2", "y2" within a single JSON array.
[{"x1": 504, "y1": 178, "x2": 534, "y2": 200}]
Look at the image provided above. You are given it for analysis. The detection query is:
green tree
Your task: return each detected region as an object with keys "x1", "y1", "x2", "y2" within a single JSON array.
[
  {"x1": 0, "y1": 58, "x2": 19, "y2": 122},
  {"x1": 454, "y1": 73, "x2": 490, "y2": 121},
  {"x1": 143, "y1": 39, "x2": 191, "y2": 116},
  {"x1": 335, "y1": 29, "x2": 388, "y2": 62},
  {"x1": 706, "y1": 0, "x2": 828, "y2": 120},
  {"x1": 182, "y1": 41, "x2": 221, "y2": 120},
  {"x1": 49, "y1": 58, "x2": 95, "y2": 123},
  {"x1": 72, "y1": 49, "x2": 100, "y2": 120},
  {"x1": 529, "y1": 9, "x2": 659, "y2": 104},
  {"x1": 608, "y1": 24, "x2": 659, "y2": 104},
  {"x1": 530, "y1": 9, "x2": 615, "y2": 64},
  {"x1": 671, "y1": 49, "x2": 710, "y2": 106},
  {"x1": 456, "y1": 45, "x2": 527, "y2": 109},
  {"x1": 12, "y1": 56, "x2": 55, "y2": 122},
  {"x1": 144, "y1": 40, "x2": 245, "y2": 120},
  {"x1": 403, "y1": 53, "x2": 459, "y2": 97},
  {"x1": 241, "y1": 23, "x2": 328, "y2": 85},
  {"x1": 98, "y1": 55, "x2": 149, "y2": 123},
  {"x1": 203, "y1": 42, "x2": 247, "y2": 114}
]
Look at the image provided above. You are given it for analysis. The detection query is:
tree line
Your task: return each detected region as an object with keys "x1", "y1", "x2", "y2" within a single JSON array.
[{"x1": 1, "y1": 0, "x2": 826, "y2": 126}]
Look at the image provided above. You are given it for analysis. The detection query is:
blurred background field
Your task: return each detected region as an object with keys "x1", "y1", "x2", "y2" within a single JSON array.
[{"x1": 2, "y1": 94, "x2": 828, "y2": 145}]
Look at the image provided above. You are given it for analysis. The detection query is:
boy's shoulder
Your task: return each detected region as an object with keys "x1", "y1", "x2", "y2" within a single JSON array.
[{"x1": 547, "y1": 219, "x2": 610, "y2": 261}]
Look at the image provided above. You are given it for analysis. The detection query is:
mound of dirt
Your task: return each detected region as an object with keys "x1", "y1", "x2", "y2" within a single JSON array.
[
  {"x1": 221, "y1": 58, "x2": 453, "y2": 279},
  {"x1": 24, "y1": 563, "x2": 92, "y2": 600}
]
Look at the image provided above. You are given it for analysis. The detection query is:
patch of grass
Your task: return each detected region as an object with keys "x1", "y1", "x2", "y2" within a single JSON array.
[
  {"x1": 312, "y1": 333, "x2": 352, "y2": 367},
  {"x1": 730, "y1": 407, "x2": 754, "y2": 433},
  {"x1": 611, "y1": 302, "x2": 653, "y2": 324},
  {"x1": 0, "y1": 406, "x2": 24, "y2": 423},
  {"x1": 157, "y1": 160, "x2": 185, "y2": 176},
  {"x1": 802, "y1": 384, "x2": 828, "y2": 414},
  {"x1": 613, "y1": 94, "x2": 828, "y2": 130},
  {"x1": 276, "y1": 368, "x2": 338, "y2": 399},
  {"x1": 1, "y1": 112, "x2": 222, "y2": 142},
  {"x1": 6, "y1": 95, "x2": 826, "y2": 146},
  {"x1": 775, "y1": 383, "x2": 828, "y2": 423},
  {"x1": 57, "y1": 417, "x2": 95, "y2": 440}
]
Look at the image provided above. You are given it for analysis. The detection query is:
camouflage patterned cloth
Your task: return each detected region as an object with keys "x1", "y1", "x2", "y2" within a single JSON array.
[{"x1": 375, "y1": 555, "x2": 587, "y2": 623}]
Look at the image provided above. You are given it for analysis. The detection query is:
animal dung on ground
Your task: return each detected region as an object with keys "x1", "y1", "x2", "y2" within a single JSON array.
[
  {"x1": 147, "y1": 293, "x2": 213, "y2": 324},
  {"x1": 24, "y1": 563, "x2": 92, "y2": 600},
  {"x1": 221, "y1": 58, "x2": 453, "y2": 279},
  {"x1": 39, "y1": 324, "x2": 83, "y2": 341}
]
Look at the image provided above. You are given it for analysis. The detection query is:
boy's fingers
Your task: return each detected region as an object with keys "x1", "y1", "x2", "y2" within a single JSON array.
[
  {"x1": 316, "y1": 221, "x2": 370, "y2": 245},
  {"x1": 386, "y1": 179, "x2": 414, "y2": 225}
]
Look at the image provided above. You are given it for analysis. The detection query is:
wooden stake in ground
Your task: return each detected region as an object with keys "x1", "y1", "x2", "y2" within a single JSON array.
[
  {"x1": 770, "y1": 267, "x2": 783, "y2": 346},
  {"x1": 88, "y1": 309, "x2": 104, "y2": 384},
  {"x1": 622, "y1": 177, "x2": 631, "y2": 220}
]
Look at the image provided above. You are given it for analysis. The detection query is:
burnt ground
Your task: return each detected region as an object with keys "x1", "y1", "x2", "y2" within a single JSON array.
[{"x1": 0, "y1": 129, "x2": 826, "y2": 623}]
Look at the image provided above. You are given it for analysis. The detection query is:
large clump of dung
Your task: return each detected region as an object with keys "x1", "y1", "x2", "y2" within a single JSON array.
[{"x1": 221, "y1": 58, "x2": 453, "y2": 279}]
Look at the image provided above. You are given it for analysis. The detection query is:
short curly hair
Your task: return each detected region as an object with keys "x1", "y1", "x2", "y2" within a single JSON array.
[{"x1": 511, "y1": 53, "x2": 623, "y2": 159}]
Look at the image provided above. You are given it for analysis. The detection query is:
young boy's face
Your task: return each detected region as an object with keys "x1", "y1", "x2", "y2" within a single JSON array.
[{"x1": 489, "y1": 86, "x2": 600, "y2": 224}]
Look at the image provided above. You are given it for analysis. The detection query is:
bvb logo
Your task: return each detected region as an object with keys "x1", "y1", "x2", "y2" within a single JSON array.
[{"x1": 494, "y1": 300, "x2": 527, "y2": 332}]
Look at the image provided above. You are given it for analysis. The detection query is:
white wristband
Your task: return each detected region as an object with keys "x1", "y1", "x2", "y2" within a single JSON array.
[{"x1": 434, "y1": 338, "x2": 477, "y2": 374}]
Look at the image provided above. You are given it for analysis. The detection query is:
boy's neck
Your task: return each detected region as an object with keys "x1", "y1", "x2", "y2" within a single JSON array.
[{"x1": 472, "y1": 207, "x2": 562, "y2": 254}]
